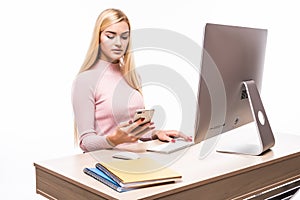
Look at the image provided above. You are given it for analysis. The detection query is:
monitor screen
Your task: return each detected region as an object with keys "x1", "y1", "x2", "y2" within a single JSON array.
[{"x1": 194, "y1": 23, "x2": 274, "y2": 155}]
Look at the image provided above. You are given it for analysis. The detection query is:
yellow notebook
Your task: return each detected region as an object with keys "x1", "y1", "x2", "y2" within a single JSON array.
[{"x1": 95, "y1": 157, "x2": 182, "y2": 188}]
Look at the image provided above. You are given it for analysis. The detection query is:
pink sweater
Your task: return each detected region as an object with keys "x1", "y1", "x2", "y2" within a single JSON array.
[{"x1": 72, "y1": 60, "x2": 146, "y2": 152}]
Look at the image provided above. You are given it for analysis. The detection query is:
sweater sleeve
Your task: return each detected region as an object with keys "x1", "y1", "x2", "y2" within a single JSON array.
[{"x1": 72, "y1": 71, "x2": 113, "y2": 152}]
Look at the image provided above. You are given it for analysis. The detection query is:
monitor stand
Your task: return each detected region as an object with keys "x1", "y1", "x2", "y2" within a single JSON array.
[{"x1": 216, "y1": 80, "x2": 275, "y2": 156}]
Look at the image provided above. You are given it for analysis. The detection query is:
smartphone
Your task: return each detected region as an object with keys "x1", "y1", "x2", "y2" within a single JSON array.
[{"x1": 133, "y1": 109, "x2": 155, "y2": 125}]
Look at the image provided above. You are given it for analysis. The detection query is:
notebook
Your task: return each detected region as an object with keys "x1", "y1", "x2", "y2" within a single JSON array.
[
  {"x1": 83, "y1": 167, "x2": 131, "y2": 192},
  {"x1": 95, "y1": 157, "x2": 182, "y2": 188}
]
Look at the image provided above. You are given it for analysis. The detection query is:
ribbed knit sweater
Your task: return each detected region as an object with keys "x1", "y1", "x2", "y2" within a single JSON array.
[{"x1": 72, "y1": 59, "x2": 146, "y2": 152}]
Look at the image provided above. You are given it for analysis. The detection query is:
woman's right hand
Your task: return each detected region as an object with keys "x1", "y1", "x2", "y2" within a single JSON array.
[{"x1": 106, "y1": 119, "x2": 155, "y2": 146}]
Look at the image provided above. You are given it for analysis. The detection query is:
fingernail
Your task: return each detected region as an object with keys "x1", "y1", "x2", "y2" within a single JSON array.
[{"x1": 171, "y1": 139, "x2": 176, "y2": 143}]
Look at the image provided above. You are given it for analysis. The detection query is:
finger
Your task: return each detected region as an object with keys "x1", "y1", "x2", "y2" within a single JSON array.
[
  {"x1": 163, "y1": 135, "x2": 176, "y2": 143},
  {"x1": 177, "y1": 131, "x2": 193, "y2": 141},
  {"x1": 163, "y1": 130, "x2": 180, "y2": 138},
  {"x1": 118, "y1": 120, "x2": 132, "y2": 128},
  {"x1": 131, "y1": 123, "x2": 155, "y2": 137},
  {"x1": 165, "y1": 130, "x2": 192, "y2": 141},
  {"x1": 126, "y1": 118, "x2": 147, "y2": 132},
  {"x1": 157, "y1": 132, "x2": 176, "y2": 143},
  {"x1": 119, "y1": 120, "x2": 139, "y2": 133}
]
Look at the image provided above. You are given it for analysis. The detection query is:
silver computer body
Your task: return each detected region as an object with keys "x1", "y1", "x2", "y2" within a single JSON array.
[{"x1": 147, "y1": 23, "x2": 275, "y2": 155}]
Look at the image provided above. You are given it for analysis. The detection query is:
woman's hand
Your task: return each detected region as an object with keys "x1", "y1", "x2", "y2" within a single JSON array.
[
  {"x1": 152, "y1": 130, "x2": 193, "y2": 143},
  {"x1": 106, "y1": 119, "x2": 155, "y2": 146}
]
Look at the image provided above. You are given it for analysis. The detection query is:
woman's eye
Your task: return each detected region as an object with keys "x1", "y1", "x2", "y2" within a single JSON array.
[
  {"x1": 121, "y1": 35, "x2": 129, "y2": 40},
  {"x1": 107, "y1": 35, "x2": 114, "y2": 39},
  {"x1": 121, "y1": 33, "x2": 129, "y2": 40}
]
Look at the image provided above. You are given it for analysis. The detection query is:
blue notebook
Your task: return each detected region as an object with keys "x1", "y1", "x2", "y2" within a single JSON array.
[{"x1": 83, "y1": 167, "x2": 132, "y2": 192}]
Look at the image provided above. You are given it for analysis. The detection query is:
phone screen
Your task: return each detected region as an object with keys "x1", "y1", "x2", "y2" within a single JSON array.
[{"x1": 133, "y1": 109, "x2": 155, "y2": 125}]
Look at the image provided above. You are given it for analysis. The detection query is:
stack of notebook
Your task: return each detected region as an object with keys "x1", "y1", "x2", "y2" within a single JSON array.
[{"x1": 83, "y1": 157, "x2": 182, "y2": 192}]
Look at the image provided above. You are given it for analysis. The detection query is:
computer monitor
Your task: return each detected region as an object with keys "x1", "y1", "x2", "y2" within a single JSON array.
[{"x1": 194, "y1": 23, "x2": 275, "y2": 155}]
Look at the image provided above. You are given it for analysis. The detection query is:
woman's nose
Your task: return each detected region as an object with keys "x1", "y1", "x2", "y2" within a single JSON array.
[{"x1": 114, "y1": 36, "x2": 122, "y2": 46}]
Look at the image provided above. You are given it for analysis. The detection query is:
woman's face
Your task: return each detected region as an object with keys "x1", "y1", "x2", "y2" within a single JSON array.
[{"x1": 100, "y1": 21, "x2": 130, "y2": 63}]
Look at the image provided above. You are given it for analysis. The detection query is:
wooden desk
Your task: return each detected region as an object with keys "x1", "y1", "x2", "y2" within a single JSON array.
[{"x1": 34, "y1": 133, "x2": 300, "y2": 200}]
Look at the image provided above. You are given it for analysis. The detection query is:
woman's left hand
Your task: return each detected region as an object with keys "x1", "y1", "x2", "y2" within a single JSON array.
[{"x1": 152, "y1": 130, "x2": 193, "y2": 143}]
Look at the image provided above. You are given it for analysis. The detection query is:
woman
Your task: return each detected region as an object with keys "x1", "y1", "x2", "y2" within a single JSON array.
[{"x1": 72, "y1": 8, "x2": 191, "y2": 152}]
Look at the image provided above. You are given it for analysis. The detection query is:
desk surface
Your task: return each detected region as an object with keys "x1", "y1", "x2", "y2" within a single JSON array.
[{"x1": 34, "y1": 133, "x2": 300, "y2": 200}]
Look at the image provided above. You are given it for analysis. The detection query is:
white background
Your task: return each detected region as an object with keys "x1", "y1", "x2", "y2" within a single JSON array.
[{"x1": 0, "y1": 0, "x2": 299, "y2": 199}]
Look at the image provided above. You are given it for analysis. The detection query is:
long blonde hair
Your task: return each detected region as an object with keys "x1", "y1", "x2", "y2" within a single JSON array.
[{"x1": 74, "y1": 8, "x2": 142, "y2": 146}]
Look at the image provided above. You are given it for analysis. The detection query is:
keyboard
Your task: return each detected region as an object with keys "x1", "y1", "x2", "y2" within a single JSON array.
[{"x1": 146, "y1": 139, "x2": 194, "y2": 154}]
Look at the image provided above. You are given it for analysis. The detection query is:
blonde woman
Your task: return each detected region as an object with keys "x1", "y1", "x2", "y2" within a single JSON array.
[{"x1": 72, "y1": 8, "x2": 191, "y2": 152}]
